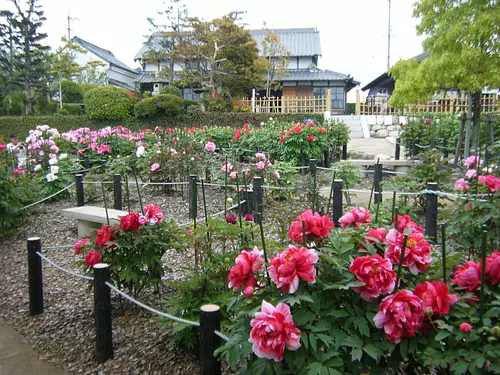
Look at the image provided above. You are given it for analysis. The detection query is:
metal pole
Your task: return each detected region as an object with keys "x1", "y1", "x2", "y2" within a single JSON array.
[
  {"x1": 342, "y1": 143, "x2": 347, "y2": 160},
  {"x1": 113, "y1": 174, "x2": 122, "y2": 210},
  {"x1": 395, "y1": 138, "x2": 401, "y2": 160},
  {"x1": 27, "y1": 237, "x2": 43, "y2": 316},
  {"x1": 374, "y1": 163, "x2": 383, "y2": 204},
  {"x1": 425, "y1": 182, "x2": 438, "y2": 243},
  {"x1": 253, "y1": 177, "x2": 263, "y2": 224},
  {"x1": 93, "y1": 264, "x2": 113, "y2": 364},
  {"x1": 332, "y1": 180, "x2": 343, "y2": 228},
  {"x1": 189, "y1": 175, "x2": 198, "y2": 220}
]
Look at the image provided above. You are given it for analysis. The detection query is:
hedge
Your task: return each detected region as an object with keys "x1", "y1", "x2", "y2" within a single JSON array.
[{"x1": 0, "y1": 112, "x2": 325, "y2": 139}]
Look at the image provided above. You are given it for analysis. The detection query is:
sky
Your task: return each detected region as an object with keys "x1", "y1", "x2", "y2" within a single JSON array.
[{"x1": 4, "y1": 0, "x2": 425, "y2": 101}]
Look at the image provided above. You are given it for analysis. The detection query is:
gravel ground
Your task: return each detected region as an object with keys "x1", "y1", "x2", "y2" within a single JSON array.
[{"x1": 0, "y1": 186, "x2": 228, "y2": 375}]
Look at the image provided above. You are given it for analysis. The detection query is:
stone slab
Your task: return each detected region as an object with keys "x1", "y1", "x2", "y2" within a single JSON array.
[{"x1": 62, "y1": 206, "x2": 128, "y2": 238}]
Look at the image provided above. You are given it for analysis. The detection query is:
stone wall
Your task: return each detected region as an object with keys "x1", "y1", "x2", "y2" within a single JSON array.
[{"x1": 365, "y1": 115, "x2": 408, "y2": 139}]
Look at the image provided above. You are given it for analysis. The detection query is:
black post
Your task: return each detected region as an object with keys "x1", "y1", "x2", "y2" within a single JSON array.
[
  {"x1": 113, "y1": 174, "x2": 122, "y2": 210},
  {"x1": 425, "y1": 182, "x2": 438, "y2": 243},
  {"x1": 75, "y1": 174, "x2": 85, "y2": 207},
  {"x1": 374, "y1": 163, "x2": 383, "y2": 204},
  {"x1": 442, "y1": 138, "x2": 448, "y2": 158},
  {"x1": 199, "y1": 304, "x2": 221, "y2": 375},
  {"x1": 412, "y1": 140, "x2": 418, "y2": 158},
  {"x1": 253, "y1": 177, "x2": 263, "y2": 224},
  {"x1": 323, "y1": 149, "x2": 329, "y2": 168},
  {"x1": 332, "y1": 180, "x2": 343, "y2": 228},
  {"x1": 189, "y1": 175, "x2": 198, "y2": 220},
  {"x1": 83, "y1": 155, "x2": 90, "y2": 169},
  {"x1": 301, "y1": 153, "x2": 307, "y2": 176},
  {"x1": 93, "y1": 264, "x2": 113, "y2": 364},
  {"x1": 395, "y1": 138, "x2": 401, "y2": 160},
  {"x1": 309, "y1": 159, "x2": 317, "y2": 175},
  {"x1": 27, "y1": 237, "x2": 43, "y2": 316},
  {"x1": 342, "y1": 143, "x2": 347, "y2": 160}
]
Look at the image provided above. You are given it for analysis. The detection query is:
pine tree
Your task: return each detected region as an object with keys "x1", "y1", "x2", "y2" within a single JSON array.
[{"x1": 0, "y1": 10, "x2": 20, "y2": 115}]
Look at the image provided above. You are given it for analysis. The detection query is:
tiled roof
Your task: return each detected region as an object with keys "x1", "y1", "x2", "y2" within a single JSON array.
[
  {"x1": 135, "y1": 28, "x2": 322, "y2": 60},
  {"x1": 72, "y1": 36, "x2": 137, "y2": 73},
  {"x1": 249, "y1": 28, "x2": 321, "y2": 57},
  {"x1": 283, "y1": 68, "x2": 351, "y2": 82},
  {"x1": 135, "y1": 72, "x2": 169, "y2": 84}
]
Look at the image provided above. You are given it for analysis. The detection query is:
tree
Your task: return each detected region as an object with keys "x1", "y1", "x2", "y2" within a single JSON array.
[
  {"x1": 0, "y1": 10, "x2": 20, "y2": 115},
  {"x1": 145, "y1": 0, "x2": 189, "y2": 85},
  {"x1": 261, "y1": 27, "x2": 290, "y2": 97},
  {"x1": 177, "y1": 12, "x2": 265, "y2": 97},
  {"x1": 75, "y1": 61, "x2": 108, "y2": 85},
  {"x1": 8, "y1": 0, "x2": 50, "y2": 115}
]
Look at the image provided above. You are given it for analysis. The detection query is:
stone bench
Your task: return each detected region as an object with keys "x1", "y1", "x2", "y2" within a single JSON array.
[
  {"x1": 348, "y1": 159, "x2": 418, "y2": 176},
  {"x1": 61, "y1": 206, "x2": 128, "y2": 238}
]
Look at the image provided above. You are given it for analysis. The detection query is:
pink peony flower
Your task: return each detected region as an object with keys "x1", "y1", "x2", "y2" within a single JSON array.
[
  {"x1": 349, "y1": 255, "x2": 396, "y2": 301},
  {"x1": 451, "y1": 261, "x2": 482, "y2": 292},
  {"x1": 385, "y1": 229, "x2": 432, "y2": 275},
  {"x1": 393, "y1": 214, "x2": 423, "y2": 234},
  {"x1": 268, "y1": 245, "x2": 318, "y2": 294},
  {"x1": 144, "y1": 204, "x2": 163, "y2": 224},
  {"x1": 249, "y1": 301, "x2": 301, "y2": 362},
  {"x1": 244, "y1": 213, "x2": 254, "y2": 222},
  {"x1": 287, "y1": 210, "x2": 335, "y2": 244},
  {"x1": 374, "y1": 290, "x2": 425, "y2": 343},
  {"x1": 77, "y1": 149, "x2": 85, "y2": 155},
  {"x1": 454, "y1": 178, "x2": 469, "y2": 191},
  {"x1": 12, "y1": 168, "x2": 25, "y2": 175},
  {"x1": 204, "y1": 141, "x2": 216, "y2": 152},
  {"x1": 274, "y1": 170, "x2": 280, "y2": 179},
  {"x1": 228, "y1": 247, "x2": 264, "y2": 297},
  {"x1": 84, "y1": 250, "x2": 102, "y2": 267},
  {"x1": 221, "y1": 163, "x2": 233, "y2": 173},
  {"x1": 229, "y1": 171, "x2": 237, "y2": 179},
  {"x1": 465, "y1": 169, "x2": 477, "y2": 179},
  {"x1": 478, "y1": 175, "x2": 500, "y2": 192},
  {"x1": 339, "y1": 207, "x2": 372, "y2": 230},
  {"x1": 226, "y1": 214, "x2": 237, "y2": 224},
  {"x1": 365, "y1": 228, "x2": 388, "y2": 247},
  {"x1": 256, "y1": 161, "x2": 265, "y2": 170},
  {"x1": 486, "y1": 250, "x2": 500, "y2": 285},
  {"x1": 138, "y1": 215, "x2": 148, "y2": 225},
  {"x1": 459, "y1": 322, "x2": 472, "y2": 333},
  {"x1": 255, "y1": 152, "x2": 266, "y2": 160},
  {"x1": 151, "y1": 163, "x2": 160, "y2": 172},
  {"x1": 74, "y1": 238, "x2": 89, "y2": 255},
  {"x1": 413, "y1": 281, "x2": 458, "y2": 316},
  {"x1": 464, "y1": 155, "x2": 480, "y2": 168}
]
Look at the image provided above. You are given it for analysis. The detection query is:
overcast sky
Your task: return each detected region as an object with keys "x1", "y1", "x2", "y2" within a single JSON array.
[{"x1": 5, "y1": 0, "x2": 424, "y2": 101}]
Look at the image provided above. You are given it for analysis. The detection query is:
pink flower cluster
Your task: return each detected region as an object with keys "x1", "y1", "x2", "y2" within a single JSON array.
[
  {"x1": 287, "y1": 210, "x2": 335, "y2": 244},
  {"x1": 339, "y1": 207, "x2": 372, "y2": 230},
  {"x1": 228, "y1": 247, "x2": 264, "y2": 297},
  {"x1": 142, "y1": 204, "x2": 164, "y2": 225}
]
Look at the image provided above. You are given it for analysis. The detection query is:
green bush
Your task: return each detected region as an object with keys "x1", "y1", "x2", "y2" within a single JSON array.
[
  {"x1": 159, "y1": 85, "x2": 182, "y2": 97},
  {"x1": 156, "y1": 94, "x2": 184, "y2": 117},
  {"x1": 61, "y1": 103, "x2": 84, "y2": 115},
  {"x1": 84, "y1": 86, "x2": 132, "y2": 120},
  {"x1": 80, "y1": 84, "x2": 101, "y2": 95},
  {"x1": 46, "y1": 101, "x2": 59, "y2": 114},
  {"x1": 183, "y1": 99, "x2": 199, "y2": 108},
  {"x1": 205, "y1": 96, "x2": 231, "y2": 112},
  {"x1": 61, "y1": 81, "x2": 84, "y2": 103},
  {"x1": 186, "y1": 104, "x2": 202, "y2": 117},
  {"x1": 134, "y1": 97, "x2": 158, "y2": 118}
]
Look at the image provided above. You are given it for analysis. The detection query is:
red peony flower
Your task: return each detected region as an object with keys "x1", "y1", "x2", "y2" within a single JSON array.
[
  {"x1": 228, "y1": 247, "x2": 264, "y2": 297},
  {"x1": 459, "y1": 322, "x2": 472, "y2": 333},
  {"x1": 413, "y1": 281, "x2": 458, "y2": 316},
  {"x1": 268, "y1": 245, "x2": 318, "y2": 294},
  {"x1": 393, "y1": 214, "x2": 423, "y2": 234},
  {"x1": 451, "y1": 261, "x2": 482, "y2": 292},
  {"x1": 244, "y1": 213, "x2": 254, "y2": 222},
  {"x1": 385, "y1": 229, "x2": 432, "y2": 275},
  {"x1": 478, "y1": 175, "x2": 500, "y2": 192},
  {"x1": 287, "y1": 210, "x2": 334, "y2": 244},
  {"x1": 95, "y1": 225, "x2": 118, "y2": 248},
  {"x1": 486, "y1": 250, "x2": 500, "y2": 285},
  {"x1": 338, "y1": 207, "x2": 372, "y2": 230},
  {"x1": 144, "y1": 204, "x2": 163, "y2": 224},
  {"x1": 74, "y1": 238, "x2": 89, "y2": 255},
  {"x1": 249, "y1": 300, "x2": 301, "y2": 362},
  {"x1": 364, "y1": 228, "x2": 387, "y2": 247},
  {"x1": 306, "y1": 135, "x2": 315, "y2": 142},
  {"x1": 226, "y1": 214, "x2": 237, "y2": 224},
  {"x1": 349, "y1": 255, "x2": 396, "y2": 301},
  {"x1": 374, "y1": 290, "x2": 425, "y2": 343},
  {"x1": 84, "y1": 250, "x2": 101, "y2": 267},
  {"x1": 119, "y1": 212, "x2": 141, "y2": 232},
  {"x1": 280, "y1": 134, "x2": 285, "y2": 144}
]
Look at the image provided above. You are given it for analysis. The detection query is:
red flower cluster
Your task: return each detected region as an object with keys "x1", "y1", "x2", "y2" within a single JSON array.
[
  {"x1": 393, "y1": 214, "x2": 423, "y2": 234},
  {"x1": 287, "y1": 210, "x2": 335, "y2": 244},
  {"x1": 349, "y1": 255, "x2": 396, "y2": 301},
  {"x1": 228, "y1": 247, "x2": 264, "y2": 297},
  {"x1": 74, "y1": 238, "x2": 89, "y2": 255},
  {"x1": 413, "y1": 281, "x2": 458, "y2": 317},
  {"x1": 365, "y1": 228, "x2": 387, "y2": 247},
  {"x1": 338, "y1": 207, "x2": 372, "y2": 230},
  {"x1": 306, "y1": 135, "x2": 315, "y2": 142},
  {"x1": 385, "y1": 229, "x2": 432, "y2": 275},
  {"x1": 486, "y1": 250, "x2": 500, "y2": 284},
  {"x1": 268, "y1": 246, "x2": 318, "y2": 294},
  {"x1": 120, "y1": 212, "x2": 141, "y2": 232},
  {"x1": 249, "y1": 301, "x2": 301, "y2": 362},
  {"x1": 96, "y1": 225, "x2": 118, "y2": 248},
  {"x1": 84, "y1": 250, "x2": 102, "y2": 267},
  {"x1": 374, "y1": 290, "x2": 424, "y2": 343},
  {"x1": 144, "y1": 204, "x2": 163, "y2": 224},
  {"x1": 451, "y1": 260, "x2": 482, "y2": 293},
  {"x1": 478, "y1": 175, "x2": 500, "y2": 192}
]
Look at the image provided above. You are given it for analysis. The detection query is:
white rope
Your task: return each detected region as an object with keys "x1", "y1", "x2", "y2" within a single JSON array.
[
  {"x1": 415, "y1": 143, "x2": 432, "y2": 149},
  {"x1": 214, "y1": 330, "x2": 229, "y2": 341},
  {"x1": 20, "y1": 183, "x2": 76, "y2": 211},
  {"x1": 105, "y1": 282, "x2": 200, "y2": 327},
  {"x1": 36, "y1": 252, "x2": 94, "y2": 281},
  {"x1": 317, "y1": 167, "x2": 340, "y2": 172},
  {"x1": 82, "y1": 181, "x2": 113, "y2": 185},
  {"x1": 382, "y1": 170, "x2": 408, "y2": 175},
  {"x1": 178, "y1": 201, "x2": 247, "y2": 227},
  {"x1": 262, "y1": 185, "x2": 297, "y2": 191},
  {"x1": 141, "y1": 181, "x2": 189, "y2": 187},
  {"x1": 41, "y1": 245, "x2": 75, "y2": 250},
  {"x1": 197, "y1": 182, "x2": 239, "y2": 189}
]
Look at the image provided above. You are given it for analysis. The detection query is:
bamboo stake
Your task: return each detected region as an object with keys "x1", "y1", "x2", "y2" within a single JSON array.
[
  {"x1": 101, "y1": 181, "x2": 110, "y2": 226},
  {"x1": 394, "y1": 234, "x2": 408, "y2": 290}
]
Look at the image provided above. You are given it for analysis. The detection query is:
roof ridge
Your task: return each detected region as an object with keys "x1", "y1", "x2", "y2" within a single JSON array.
[
  {"x1": 73, "y1": 36, "x2": 114, "y2": 56},
  {"x1": 249, "y1": 28, "x2": 317, "y2": 33}
]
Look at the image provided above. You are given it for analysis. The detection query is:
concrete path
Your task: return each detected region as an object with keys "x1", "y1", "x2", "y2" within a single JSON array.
[
  {"x1": 0, "y1": 318, "x2": 66, "y2": 375},
  {"x1": 348, "y1": 138, "x2": 407, "y2": 160}
]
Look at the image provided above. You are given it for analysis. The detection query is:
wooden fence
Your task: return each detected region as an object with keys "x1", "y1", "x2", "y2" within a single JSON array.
[{"x1": 356, "y1": 92, "x2": 499, "y2": 115}]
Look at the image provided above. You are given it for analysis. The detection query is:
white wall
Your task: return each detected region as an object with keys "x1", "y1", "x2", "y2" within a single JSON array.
[
  {"x1": 298, "y1": 56, "x2": 313, "y2": 69},
  {"x1": 144, "y1": 62, "x2": 159, "y2": 72},
  {"x1": 74, "y1": 50, "x2": 109, "y2": 73}
]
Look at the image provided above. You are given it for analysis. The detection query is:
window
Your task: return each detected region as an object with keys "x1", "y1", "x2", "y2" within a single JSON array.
[
  {"x1": 183, "y1": 88, "x2": 201, "y2": 101},
  {"x1": 313, "y1": 87, "x2": 345, "y2": 109}
]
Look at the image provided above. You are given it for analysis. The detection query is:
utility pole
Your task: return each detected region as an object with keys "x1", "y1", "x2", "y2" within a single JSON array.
[
  {"x1": 67, "y1": 11, "x2": 79, "y2": 40},
  {"x1": 387, "y1": 0, "x2": 391, "y2": 70}
]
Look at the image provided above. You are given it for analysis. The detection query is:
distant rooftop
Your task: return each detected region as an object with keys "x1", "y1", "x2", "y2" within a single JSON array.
[{"x1": 72, "y1": 36, "x2": 137, "y2": 73}]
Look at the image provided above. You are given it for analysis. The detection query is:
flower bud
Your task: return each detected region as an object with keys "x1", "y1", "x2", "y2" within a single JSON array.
[
  {"x1": 424, "y1": 306, "x2": 433, "y2": 317},
  {"x1": 226, "y1": 197, "x2": 233, "y2": 205},
  {"x1": 490, "y1": 326, "x2": 500, "y2": 338}
]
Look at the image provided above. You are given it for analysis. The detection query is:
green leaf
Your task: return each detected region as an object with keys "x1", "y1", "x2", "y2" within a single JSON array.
[
  {"x1": 310, "y1": 333, "x2": 317, "y2": 352},
  {"x1": 307, "y1": 362, "x2": 323, "y2": 375},
  {"x1": 451, "y1": 360, "x2": 468, "y2": 375},
  {"x1": 342, "y1": 335, "x2": 363, "y2": 348},
  {"x1": 435, "y1": 331, "x2": 451, "y2": 341},
  {"x1": 249, "y1": 358, "x2": 268, "y2": 375},
  {"x1": 301, "y1": 331, "x2": 309, "y2": 350},
  {"x1": 325, "y1": 357, "x2": 343, "y2": 367},
  {"x1": 353, "y1": 316, "x2": 370, "y2": 337},
  {"x1": 351, "y1": 348, "x2": 363, "y2": 362},
  {"x1": 329, "y1": 310, "x2": 351, "y2": 318},
  {"x1": 473, "y1": 355, "x2": 485, "y2": 369},
  {"x1": 363, "y1": 344, "x2": 383, "y2": 361}
]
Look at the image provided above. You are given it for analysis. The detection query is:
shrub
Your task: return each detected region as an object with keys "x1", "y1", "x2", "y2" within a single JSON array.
[
  {"x1": 183, "y1": 99, "x2": 199, "y2": 109},
  {"x1": 79, "y1": 84, "x2": 101, "y2": 95},
  {"x1": 134, "y1": 97, "x2": 158, "y2": 118},
  {"x1": 61, "y1": 103, "x2": 84, "y2": 115},
  {"x1": 61, "y1": 81, "x2": 84, "y2": 103},
  {"x1": 205, "y1": 96, "x2": 231, "y2": 112},
  {"x1": 155, "y1": 94, "x2": 184, "y2": 117},
  {"x1": 186, "y1": 104, "x2": 202, "y2": 117},
  {"x1": 84, "y1": 86, "x2": 132, "y2": 120},
  {"x1": 159, "y1": 85, "x2": 182, "y2": 97}
]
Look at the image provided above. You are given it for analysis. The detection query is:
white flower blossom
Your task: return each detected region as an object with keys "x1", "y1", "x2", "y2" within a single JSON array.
[
  {"x1": 46, "y1": 173, "x2": 58, "y2": 182},
  {"x1": 50, "y1": 165, "x2": 60, "y2": 174},
  {"x1": 136, "y1": 146, "x2": 145, "y2": 158},
  {"x1": 34, "y1": 164, "x2": 42, "y2": 171},
  {"x1": 58, "y1": 153, "x2": 68, "y2": 160},
  {"x1": 49, "y1": 158, "x2": 58, "y2": 165}
]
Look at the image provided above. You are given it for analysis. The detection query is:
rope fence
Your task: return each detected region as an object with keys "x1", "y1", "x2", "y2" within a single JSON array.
[
  {"x1": 20, "y1": 182, "x2": 76, "y2": 211},
  {"x1": 36, "y1": 251, "x2": 94, "y2": 281}
]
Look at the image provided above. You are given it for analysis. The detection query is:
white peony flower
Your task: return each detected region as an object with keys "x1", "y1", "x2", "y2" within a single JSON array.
[
  {"x1": 136, "y1": 146, "x2": 145, "y2": 158},
  {"x1": 50, "y1": 165, "x2": 59, "y2": 174},
  {"x1": 34, "y1": 164, "x2": 42, "y2": 172},
  {"x1": 58, "y1": 153, "x2": 68, "y2": 160},
  {"x1": 49, "y1": 158, "x2": 58, "y2": 165},
  {"x1": 46, "y1": 173, "x2": 58, "y2": 182}
]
